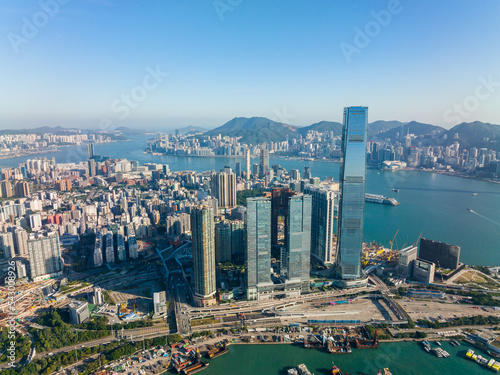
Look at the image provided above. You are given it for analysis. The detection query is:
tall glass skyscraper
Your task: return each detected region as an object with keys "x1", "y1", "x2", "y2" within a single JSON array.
[
  {"x1": 246, "y1": 197, "x2": 273, "y2": 300},
  {"x1": 191, "y1": 205, "x2": 216, "y2": 306},
  {"x1": 336, "y1": 106, "x2": 368, "y2": 282},
  {"x1": 286, "y1": 194, "x2": 312, "y2": 294}
]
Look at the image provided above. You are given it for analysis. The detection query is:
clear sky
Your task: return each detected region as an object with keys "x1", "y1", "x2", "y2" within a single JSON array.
[{"x1": 1, "y1": 0, "x2": 499, "y2": 131}]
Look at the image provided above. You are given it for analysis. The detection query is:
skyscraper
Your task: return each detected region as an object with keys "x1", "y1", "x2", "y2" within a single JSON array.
[
  {"x1": 304, "y1": 184, "x2": 336, "y2": 264},
  {"x1": 336, "y1": 106, "x2": 368, "y2": 285},
  {"x1": 271, "y1": 188, "x2": 296, "y2": 256},
  {"x1": 285, "y1": 194, "x2": 312, "y2": 294},
  {"x1": 27, "y1": 233, "x2": 62, "y2": 281},
  {"x1": 245, "y1": 149, "x2": 251, "y2": 180},
  {"x1": 246, "y1": 197, "x2": 273, "y2": 300},
  {"x1": 215, "y1": 220, "x2": 232, "y2": 263},
  {"x1": 191, "y1": 205, "x2": 216, "y2": 306},
  {"x1": 210, "y1": 169, "x2": 236, "y2": 209},
  {"x1": 0, "y1": 232, "x2": 15, "y2": 259},
  {"x1": 259, "y1": 147, "x2": 269, "y2": 178},
  {"x1": 105, "y1": 232, "x2": 115, "y2": 263}
]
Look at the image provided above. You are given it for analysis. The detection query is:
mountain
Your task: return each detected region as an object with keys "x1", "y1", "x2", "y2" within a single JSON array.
[
  {"x1": 444, "y1": 121, "x2": 500, "y2": 151},
  {"x1": 373, "y1": 121, "x2": 445, "y2": 141},
  {"x1": 297, "y1": 121, "x2": 343, "y2": 136},
  {"x1": 205, "y1": 117, "x2": 297, "y2": 144},
  {"x1": 368, "y1": 120, "x2": 404, "y2": 138}
]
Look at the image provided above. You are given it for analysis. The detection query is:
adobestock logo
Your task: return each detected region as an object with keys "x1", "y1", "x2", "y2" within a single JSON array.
[
  {"x1": 100, "y1": 65, "x2": 168, "y2": 132},
  {"x1": 340, "y1": 0, "x2": 408, "y2": 63},
  {"x1": 7, "y1": 0, "x2": 70, "y2": 54},
  {"x1": 443, "y1": 75, "x2": 500, "y2": 124}
]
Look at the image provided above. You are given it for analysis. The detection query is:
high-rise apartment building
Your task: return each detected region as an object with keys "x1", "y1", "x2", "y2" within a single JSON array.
[
  {"x1": 14, "y1": 181, "x2": 30, "y2": 197},
  {"x1": 210, "y1": 169, "x2": 236, "y2": 209},
  {"x1": 304, "y1": 184, "x2": 336, "y2": 264},
  {"x1": 191, "y1": 205, "x2": 216, "y2": 306},
  {"x1": 0, "y1": 232, "x2": 15, "y2": 259},
  {"x1": 246, "y1": 197, "x2": 273, "y2": 300},
  {"x1": 215, "y1": 220, "x2": 232, "y2": 263},
  {"x1": 27, "y1": 233, "x2": 62, "y2": 281},
  {"x1": 336, "y1": 106, "x2": 368, "y2": 285},
  {"x1": 105, "y1": 231, "x2": 115, "y2": 263},
  {"x1": 245, "y1": 149, "x2": 251, "y2": 180},
  {"x1": 0, "y1": 181, "x2": 13, "y2": 198}
]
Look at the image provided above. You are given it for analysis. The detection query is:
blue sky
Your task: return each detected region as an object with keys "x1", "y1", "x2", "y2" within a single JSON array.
[{"x1": 1, "y1": 0, "x2": 499, "y2": 131}]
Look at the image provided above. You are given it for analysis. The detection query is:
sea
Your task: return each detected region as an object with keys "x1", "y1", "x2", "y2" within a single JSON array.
[
  {"x1": 161, "y1": 341, "x2": 493, "y2": 375},
  {"x1": 2, "y1": 135, "x2": 499, "y2": 267}
]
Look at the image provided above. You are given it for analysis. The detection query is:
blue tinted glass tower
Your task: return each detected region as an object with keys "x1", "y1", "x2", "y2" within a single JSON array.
[{"x1": 336, "y1": 106, "x2": 368, "y2": 281}]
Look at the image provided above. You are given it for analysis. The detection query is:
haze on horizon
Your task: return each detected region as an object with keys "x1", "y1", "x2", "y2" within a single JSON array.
[{"x1": 1, "y1": 0, "x2": 499, "y2": 132}]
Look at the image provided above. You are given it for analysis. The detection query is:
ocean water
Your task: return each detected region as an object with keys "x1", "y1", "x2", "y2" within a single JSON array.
[
  {"x1": 2, "y1": 135, "x2": 499, "y2": 266},
  {"x1": 164, "y1": 341, "x2": 492, "y2": 375}
]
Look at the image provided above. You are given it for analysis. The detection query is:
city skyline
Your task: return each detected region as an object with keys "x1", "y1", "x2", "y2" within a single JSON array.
[{"x1": 1, "y1": 1, "x2": 500, "y2": 130}]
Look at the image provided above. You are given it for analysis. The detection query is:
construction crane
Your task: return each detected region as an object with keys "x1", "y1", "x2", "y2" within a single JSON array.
[
  {"x1": 413, "y1": 232, "x2": 422, "y2": 247},
  {"x1": 387, "y1": 229, "x2": 399, "y2": 261}
]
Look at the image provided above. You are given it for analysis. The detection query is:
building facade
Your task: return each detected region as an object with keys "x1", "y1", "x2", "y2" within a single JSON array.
[
  {"x1": 336, "y1": 106, "x2": 368, "y2": 284},
  {"x1": 246, "y1": 197, "x2": 273, "y2": 300},
  {"x1": 191, "y1": 205, "x2": 216, "y2": 306},
  {"x1": 304, "y1": 184, "x2": 336, "y2": 264},
  {"x1": 27, "y1": 234, "x2": 63, "y2": 281}
]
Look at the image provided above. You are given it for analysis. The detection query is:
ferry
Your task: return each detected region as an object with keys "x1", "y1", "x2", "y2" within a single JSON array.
[
  {"x1": 365, "y1": 194, "x2": 400, "y2": 206},
  {"x1": 466, "y1": 349, "x2": 500, "y2": 372}
]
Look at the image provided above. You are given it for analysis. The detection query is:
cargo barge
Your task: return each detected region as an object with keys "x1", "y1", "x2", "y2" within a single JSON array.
[{"x1": 365, "y1": 193, "x2": 400, "y2": 206}]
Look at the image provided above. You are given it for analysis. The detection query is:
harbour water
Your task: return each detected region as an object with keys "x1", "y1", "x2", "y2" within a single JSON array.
[
  {"x1": 2, "y1": 135, "x2": 499, "y2": 266},
  {"x1": 163, "y1": 341, "x2": 493, "y2": 375}
]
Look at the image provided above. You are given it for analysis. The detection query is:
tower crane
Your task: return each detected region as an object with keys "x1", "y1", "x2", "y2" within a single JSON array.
[{"x1": 387, "y1": 229, "x2": 399, "y2": 261}]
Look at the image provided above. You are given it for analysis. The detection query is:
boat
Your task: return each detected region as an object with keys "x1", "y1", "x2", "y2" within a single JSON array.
[
  {"x1": 297, "y1": 363, "x2": 313, "y2": 375},
  {"x1": 468, "y1": 208, "x2": 473, "y2": 212},
  {"x1": 330, "y1": 362, "x2": 344, "y2": 375},
  {"x1": 384, "y1": 369, "x2": 393, "y2": 375},
  {"x1": 392, "y1": 189, "x2": 399, "y2": 192},
  {"x1": 365, "y1": 193, "x2": 400, "y2": 206},
  {"x1": 436, "y1": 341, "x2": 441, "y2": 346},
  {"x1": 472, "y1": 193, "x2": 478, "y2": 196},
  {"x1": 288, "y1": 369, "x2": 299, "y2": 375}
]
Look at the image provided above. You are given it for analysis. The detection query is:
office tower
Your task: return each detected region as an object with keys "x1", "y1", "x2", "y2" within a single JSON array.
[
  {"x1": 246, "y1": 197, "x2": 273, "y2": 300},
  {"x1": 304, "y1": 185, "x2": 336, "y2": 264},
  {"x1": 210, "y1": 169, "x2": 236, "y2": 209},
  {"x1": 215, "y1": 220, "x2": 232, "y2": 263},
  {"x1": 27, "y1": 234, "x2": 62, "y2": 281},
  {"x1": 398, "y1": 245, "x2": 418, "y2": 278},
  {"x1": 86, "y1": 143, "x2": 95, "y2": 159},
  {"x1": 191, "y1": 205, "x2": 216, "y2": 306},
  {"x1": 69, "y1": 301, "x2": 90, "y2": 325},
  {"x1": 105, "y1": 231, "x2": 115, "y2": 263},
  {"x1": 0, "y1": 232, "x2": 15, "y2": 259},
  {"x1": 271, "y1": 188, "x2": 296, "y2": 257},
  {"x1": 336, "y1": 106, "x2": 368, "y2": 283},
  {"x1": 259, "y1": 147, "x2": 269, "y2": 178},
  {"x1": 116, "y1": 228, "x2": 126, "y2": 261},
  {"x1": 14, "y1": 181, "x2": 30, "y2": 197},
  {"x1": 413, "y1": 258, "x2": 435, "y2": 283},
  {"x1": 419, "y1": 238, "x2": 460, "y2": 270},
  {"x1": 88, "y1": 159, "x2": 96, "y2": 177},
  {"x1": 0, "y1": 181, "x2": 13, "y2": 198},
  {"x1": 235, "y1": 162, "x2": 241, "y2": 178},
  {"x1": 93, "y1": 232, "x2": 103, "y2": 266},
  {"x1": 285, "y1": 194, "x2": 312, "y2": 294},
  {"x1": 290, "y1": 169, "x2": 300, "y2": 181},
  {"x1": 303, "y1": 167, "x2": 312, "y2": 180},
  {"x1": 252, "y1": 164, "x2": 259, "y2": 178},
  {"x1": 153, "y1": 291, "x2": 167, "y2": 315},
  {"x1": 230, "y1": 220, "x2": 245, "y2": 264},
  {"x1": 245, "y1": 149, "x2": 251, "y2": 180}
]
